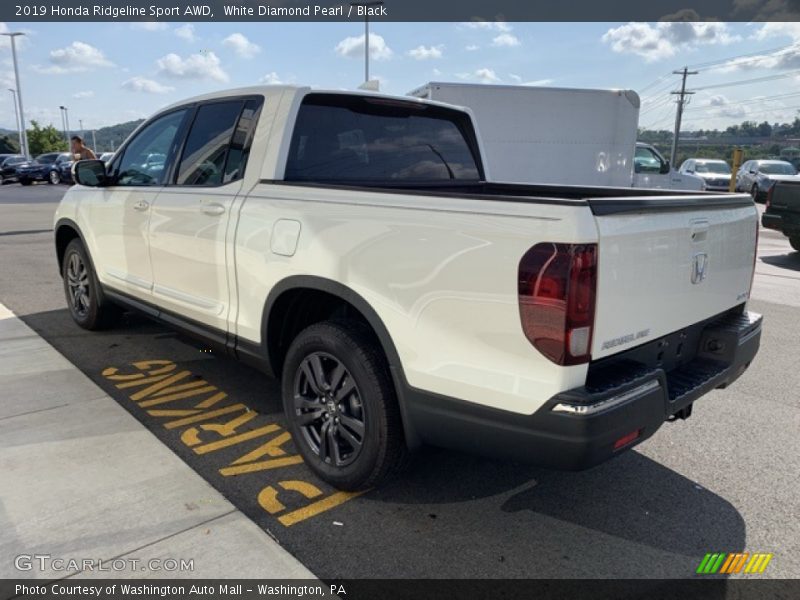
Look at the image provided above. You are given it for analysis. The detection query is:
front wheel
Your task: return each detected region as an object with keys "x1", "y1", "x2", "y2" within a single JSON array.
[
  {"x1": 49, "y1": 170, "x2": 61, "y2": 185},
  {"x1": 20, "y1": 178, "x2": 32, "y2": 186},
  {"x1": 282, "y1": 320, "x2": 407, "y2": 490},
  {"x1": 790, "y1": 236, "x2": 800, "y2": 252},
  {"x1": 62, "y1": 238, "x2": 120, "y2": 330}
]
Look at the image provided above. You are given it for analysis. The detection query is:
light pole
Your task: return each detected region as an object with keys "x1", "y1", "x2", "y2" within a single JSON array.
[
  {"x1": 8, "y1": 89, "x2": 21, "y2": 152},
  {"x1": 2, "y1": 32, "x2": 28, "y2": 158},
  {"x1": 59, "y1": 105, "x2": 70, "y2": 151},
  {"x1": 79, "y1": 119, "x2": 83, "y2": 137},
  {"x1": 349, "y1": 2, "x2": 384, "y2": 84}
]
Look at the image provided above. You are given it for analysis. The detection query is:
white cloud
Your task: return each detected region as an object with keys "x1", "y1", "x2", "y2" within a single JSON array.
[
  {"x1": 509, "y1": 73, "x2": 522, "y2": 82},
  {"x1": 457, "y1": 68, "x2": 500, "y2": 84},
  {"x1": 335, "y1": 33, "x2": 393, "y2": 60},
  {"x1": 260, "y1": 72, "x2": 282, "y2": 84},
  {"x1": 407, "y1": 45, "x2": 443, "y2": 60},
  {"x1": 39, "y1": 41, "x2": 114, "y2": 74},
  {"x1": 462, "y1": 21, "x2": 511, "y2": 32},
  {"x1": 131, "y1": 22, "x2": 168, "y2": 32},
  {"x1": 465, "y1": 44, "x2": 480, "y2": 51},
  {"x1": 714, "y1": 42, "x2": 800, "y2": 71},
  {"x1": 492, "y1": 33, "x2": 521, "y2": 47},
  {"x1": 432, "y1": 67, "x2": 442, "y2": 76},
  {"x1": 122, "y1": 76, "x2": 175, "y2": 94},
  {"x1": 156, "y1": 51, "x2": 229, "y2": 82},
  {"x1": 174, "y1": 24, "x2": 196, "y2": 43},
  {"x1": 522, "y1": 78, "x2": 554, "y2": 86},
  {"x1": 72, "y1": 90, "x2": 94, "y2": 99},
  {"x1": 602, "y1": 21, "x2": 738, "y2": 61},
  {"x1": 223, "y1": 33, "x2": 261, "y2": 59}
]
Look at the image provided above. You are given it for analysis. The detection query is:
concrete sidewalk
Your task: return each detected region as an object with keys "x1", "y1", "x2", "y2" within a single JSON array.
[{"x1": 0, "y1": 303, "x2": 315, "y2": 580}]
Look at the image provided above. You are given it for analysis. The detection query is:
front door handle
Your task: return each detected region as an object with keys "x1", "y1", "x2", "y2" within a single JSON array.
[
  {"x1": 133, "y1": 200, "x2": 149, "y2": 212},
  {"x1": 202, "y1": 202, "x2": 226, "y2": 216}
]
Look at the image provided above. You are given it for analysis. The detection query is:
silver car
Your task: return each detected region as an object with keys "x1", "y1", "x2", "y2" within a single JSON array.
[
  {"x1": 736, "y1": 159, "x2": 800, "y2": 202},
  {"x1": 679, "y1": 158, "x2": 732, "y2": 192}
]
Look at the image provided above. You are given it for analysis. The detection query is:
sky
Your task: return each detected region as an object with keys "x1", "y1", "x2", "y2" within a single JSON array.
[{"x1": 2, "y1": 21, "x2": 800, "y2": 133}]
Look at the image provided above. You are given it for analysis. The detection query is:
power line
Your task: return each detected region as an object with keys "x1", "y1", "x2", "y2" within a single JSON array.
[
  {"x1": 693, "y1": 70, "x2": 800, "y2": 91},
  {"x1": 686, "y1": 43, "x2": 798, "y2": 70}
]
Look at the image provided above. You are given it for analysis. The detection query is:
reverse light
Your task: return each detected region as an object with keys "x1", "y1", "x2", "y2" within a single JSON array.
[{"x1": 518, "y1": 242, "x2": 598, "y2": 365}]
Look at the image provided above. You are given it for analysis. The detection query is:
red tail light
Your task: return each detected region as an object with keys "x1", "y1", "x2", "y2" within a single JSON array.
[{"x1": 518, "y1": 243, "x2": 598, "y2": 365}]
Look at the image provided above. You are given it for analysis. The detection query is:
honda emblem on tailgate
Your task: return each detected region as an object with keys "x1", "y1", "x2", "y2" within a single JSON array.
[{"x1": 692, "y1": 252, "x2": 708, "y2": 284}]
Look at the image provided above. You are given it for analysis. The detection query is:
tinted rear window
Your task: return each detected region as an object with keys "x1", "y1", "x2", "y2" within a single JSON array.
[{"x1": 285, "y1": 94, "x2": 482, "y2": 182}]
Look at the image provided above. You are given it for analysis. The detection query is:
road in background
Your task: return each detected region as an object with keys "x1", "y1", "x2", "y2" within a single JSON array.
[{"x1": 1, "y1": 184, "x2": 798, "y2": 579}]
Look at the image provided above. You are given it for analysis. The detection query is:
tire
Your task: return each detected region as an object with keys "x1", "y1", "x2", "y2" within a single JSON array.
[
  {"x1": 20, "y1": 178, "x2": 31, "y2": 186},
  {"x1": 49, "y1": 170, "x2": 61, "y2": 185},
  {"x1": 0, "y1": 175, "x2": 4, "y2": 185},
  {"x1": 791, "y1": 237, "x2": 800, "y2": 252},
  {"x1": 61, "y1": 238, "x2": 120, "y2": 330},
  {"x1": 281, "y1": 320, "x2": 408, "y2": 490}
]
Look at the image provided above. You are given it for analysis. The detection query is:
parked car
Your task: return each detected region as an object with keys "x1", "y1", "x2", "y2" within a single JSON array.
[
  {"x1": 55, "y1": 86, "x2": 762, "y2": 490},
  {"x1": 633, "y1": 143, "x2": 705, "y2": 191},
  {"x1": 50, "y1": 153, "x2": 75, "y2": 184},
  {"x1": 762, "y1": 180, "x2": 800, "y2": 251},
  {"x1": 16, "y1": 152, "x2": 69, "y2": 185},
  {"x1": 736, "y1": 159, "x2": 800, "y2": 201},
  {"x1": 0, "y1": 155, "x2": 27, "y2": 184},
  {"x1": 679, "y1": 158, "x2": 732, "y2": 191}
]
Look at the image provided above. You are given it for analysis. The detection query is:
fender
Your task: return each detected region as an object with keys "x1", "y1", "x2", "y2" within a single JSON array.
[
  {"x1": 54, "y1": 218, "x2": 111, "y2": 307},
  {"x1": 256, "y1": 275, "x2": 422, "y2": 447}
]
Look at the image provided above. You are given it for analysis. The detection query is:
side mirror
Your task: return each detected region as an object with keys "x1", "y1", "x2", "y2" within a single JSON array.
[
  {"x1": 659, "y1": 160, "x2": 671, "y2": 175},
  {"x1": 73, "y1": 160, "x2": 109, "y2": 187},
  {"x1": 686, "y1": 169, "x2": 695, "y2": 174}
]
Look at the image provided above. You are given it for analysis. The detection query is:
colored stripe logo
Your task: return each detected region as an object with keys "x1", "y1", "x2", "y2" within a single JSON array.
[{"x1": 696, "y1": 552, "x2": 773, "y2": 574}]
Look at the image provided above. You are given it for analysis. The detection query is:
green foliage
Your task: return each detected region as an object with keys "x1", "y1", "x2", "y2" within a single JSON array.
[{"x1": 27, "y1": 120, "x2": 66, "y2": 155}]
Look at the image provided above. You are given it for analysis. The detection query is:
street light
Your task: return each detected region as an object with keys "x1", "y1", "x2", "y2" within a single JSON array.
[
  {"x1": 349, "y1": 2, "x2": 384, "y2": 84},
  {"x1": 59, "y1": 105, "x2": 70, "y2": 151},
  {"x1": 2, "y1": 32, "x2": 28, "y2": 158},
  {"x1": 8, "y1": 89, "x2": 21, "y2": 152}
]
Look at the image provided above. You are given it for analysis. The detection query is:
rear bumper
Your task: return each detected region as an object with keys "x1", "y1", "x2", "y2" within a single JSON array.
[
  {"x1": 403, "y1": 310, "x2": 762, "y2": 470},
  {"x1": 762, "y1": 211, "x2": 800, "y2": 236}
]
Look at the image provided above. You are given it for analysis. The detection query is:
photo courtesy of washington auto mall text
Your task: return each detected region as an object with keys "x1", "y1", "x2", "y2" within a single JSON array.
[{"x1": 0, "y1": 0, "x2": 798, "y2": 599}]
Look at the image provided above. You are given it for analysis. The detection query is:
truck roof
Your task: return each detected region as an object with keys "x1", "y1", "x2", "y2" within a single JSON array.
[{"x1": 158, "y1": 84, "x2": 469, "y2": 115}]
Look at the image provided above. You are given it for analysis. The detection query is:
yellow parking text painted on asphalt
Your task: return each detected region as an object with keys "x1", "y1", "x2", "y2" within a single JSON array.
[{"x1": 102, "y1": 360, "x2": 364, "y2": 525}]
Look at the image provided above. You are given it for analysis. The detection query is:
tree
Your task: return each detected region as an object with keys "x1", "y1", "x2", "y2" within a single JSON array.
[
  {"x1": 27, "y1": 120, "x2": 65, "y2": 156},
  {"x1": 0, "y1": 134, "x2": 19, "y2": 153}
]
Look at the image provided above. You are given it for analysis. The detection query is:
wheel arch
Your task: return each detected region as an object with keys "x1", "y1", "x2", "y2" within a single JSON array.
[{"x1": 261, "y1": 276, "x2": 421, "y2": 447}]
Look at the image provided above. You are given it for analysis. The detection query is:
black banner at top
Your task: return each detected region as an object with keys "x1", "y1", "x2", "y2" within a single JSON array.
[{"x1": 3, "y1": 0, "x2": 800, "y2": 22}]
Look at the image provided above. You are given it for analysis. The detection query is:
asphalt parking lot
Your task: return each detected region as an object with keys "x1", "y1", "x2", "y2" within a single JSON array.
[{"x1": 1, "y1": 183, "x2": 798, "y2": 579}]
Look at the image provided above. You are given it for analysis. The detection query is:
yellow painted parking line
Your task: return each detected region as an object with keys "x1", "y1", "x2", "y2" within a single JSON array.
[{"x1": 103, "y1": 359, "x2": 365, "y2": 527}]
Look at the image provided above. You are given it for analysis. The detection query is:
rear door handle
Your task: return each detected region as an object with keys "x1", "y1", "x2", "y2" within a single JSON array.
[
  {"x1": 202, "y1": 202, "x2": 226, "y2": 216},
  {"x1": 133, "y1": 200, "x2": 149, "y2": 212}
]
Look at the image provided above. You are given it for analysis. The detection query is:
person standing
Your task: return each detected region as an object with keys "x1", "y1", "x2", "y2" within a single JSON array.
[{"x1": 70, "y1": 135, "x2": 96, "y2": 161}]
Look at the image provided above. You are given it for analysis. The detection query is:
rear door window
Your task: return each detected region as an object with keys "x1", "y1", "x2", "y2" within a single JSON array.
[
  {"x1": 176, "y1": 100, "x2": 243, "y2": 186},
  {"x1": 285, "y1": 93, "x2": 482, "y2": 182}
]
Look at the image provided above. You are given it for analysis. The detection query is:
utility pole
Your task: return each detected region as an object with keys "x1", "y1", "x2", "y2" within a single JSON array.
[
  {"x1": 2, "y1": 32, "x2": 28, "y2": 157},
  {"x1": 91, "y1": 129, "x2": 97, "y2": 153},
  {"x1": 59, "y1": 106, "x2": 69, "y2": 150},
  {"x1": 670, "y1": 67, "x2": 698, "y2": 166},
  {"x1": 8, "y1": 89, "x2": 21, "y2": 152}
]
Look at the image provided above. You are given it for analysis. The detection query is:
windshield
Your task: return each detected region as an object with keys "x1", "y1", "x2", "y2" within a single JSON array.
[
  {"x1": 759, "y1": 162, "x2": 796, "y2": 175},
  {"x1": 695, "y1": 162, "x2": 730, "y2": 174}
]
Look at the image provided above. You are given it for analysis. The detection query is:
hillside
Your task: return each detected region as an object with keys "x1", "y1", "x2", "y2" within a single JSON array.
[{"x1": 1, "y1": 119, "x2": 144, "y2": 153}]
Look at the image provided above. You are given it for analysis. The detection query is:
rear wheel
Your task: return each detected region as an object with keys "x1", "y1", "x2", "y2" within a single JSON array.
[
  {"x1": 790, "y1": 236, "x2": 800, "y2": 252},
  {"x1": 49, "y1": 170, "x2": 61, "y2": 185},
  {"x1": 62, "y1": 238, "x2": 120, "y2": 330},
  {"x1": 282, "y1": 320, "x2": 407, "y2": 490},
  {"x1": 20, "y1": 178, "x2": 32, "y2": 186}
]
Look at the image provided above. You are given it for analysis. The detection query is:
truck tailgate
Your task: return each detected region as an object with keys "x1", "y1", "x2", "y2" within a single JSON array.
[{"x1": 588, "y1": 195, "x2": 758, "y2": 360}]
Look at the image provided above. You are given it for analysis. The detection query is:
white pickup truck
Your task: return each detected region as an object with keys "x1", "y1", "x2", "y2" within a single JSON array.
[{"x1": 55, "y1": 86, "x2": 762, "y2": 490}]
